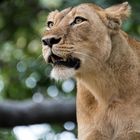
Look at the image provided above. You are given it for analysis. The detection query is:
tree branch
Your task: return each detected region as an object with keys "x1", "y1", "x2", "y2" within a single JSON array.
[{"x1": 0, "y1": 99, "x2": 76, "y2": 128}]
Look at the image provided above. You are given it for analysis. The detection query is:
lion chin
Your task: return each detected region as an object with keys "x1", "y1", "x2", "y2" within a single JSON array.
[{"x1": 51, "y1": 66, "x2": 76, "y2": 80}]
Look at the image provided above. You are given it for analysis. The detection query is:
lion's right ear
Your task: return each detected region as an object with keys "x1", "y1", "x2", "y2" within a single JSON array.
[{"x1": 104, "y1": 2, "x2": 131, "y2": 30}]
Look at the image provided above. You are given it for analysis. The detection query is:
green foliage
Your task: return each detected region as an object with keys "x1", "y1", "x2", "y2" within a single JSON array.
[
  {"x1": 0, "y1": 129, "x2": 16, "y2": 140},
  {"x1": 0, "y1": 0, "x2": 139, "y2": 139},
  {"x1": 0, "y1": 0, "x2": 53, "y2": 100}
]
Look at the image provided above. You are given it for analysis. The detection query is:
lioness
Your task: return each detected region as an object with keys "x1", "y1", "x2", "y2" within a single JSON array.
[{"x1": 42, "y1": 2, "x2": 140, "y2": 140}]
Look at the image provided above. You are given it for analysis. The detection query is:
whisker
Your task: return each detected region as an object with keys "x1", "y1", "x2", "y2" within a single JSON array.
[
  {"x1": 33, "y1": 54, "x2": 43, "y2": 63},
  {"x1": 73, "y1": 51, "x2": 104, "y2": 67},
  {"x1": 73, "y1": 51, "x2": 105, "y2": 72},
  {"x1": 73, "y1": 51, "x2": 96, "y2": 61},
  {"x1": 30, "y1": 54, "x2": 47, "y2": 69},
  {"x1": 38, "y1": 55, "x2": 48, "y2": 68}
]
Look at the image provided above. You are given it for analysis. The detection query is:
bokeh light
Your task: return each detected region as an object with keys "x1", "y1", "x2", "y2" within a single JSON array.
[
  {"x1": 13, "y1": 125, "x2": 77, "y2": 140},
  {"x1": 25, "y1": 76, "x2": 37, "y2": 88},
  {"x1": 13, "y1": 124, "x2": 52, "y2": 140},
  {"x1": 0, "y1": 79, "x2": 4, "y2": 93},
  {"x1": 62, "y1": 79, "x2": 75, "y2": 93},
  {"x1": 17, "y1": 61, "x2": 27, "y2": 73},
  {"x1": 28, "y1": 40, "x2": 41, "y2": 54},
  {"x1": 16, "y1": 37, "x2": 27, "y2": 48},
  {"x1": 47, "y1": 85, "x2": 59, "y2": 97},
  {"x1": 57, "y1": 131, "x2": 77, "y2": 140},
  {"x1": 64, "y1": 121, "x2": 75, "y2": 131},
  {"x1": 39, "y1": 0, "x2": 63, "y2": 8},
  {"x1": 32, "y1": 92, "x2": 44, "y2": 103}
]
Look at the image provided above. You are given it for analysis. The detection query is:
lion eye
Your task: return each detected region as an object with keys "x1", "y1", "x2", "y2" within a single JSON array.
[
  {"x1": 47, "y1": 21, "x2": 54, "y2": 28},
  {"x1": 72, "y1": 16, "x2": 87, "y2": 25},
  {"x1": 75, "y1": 18, "x2": 83, "y2": 24}
]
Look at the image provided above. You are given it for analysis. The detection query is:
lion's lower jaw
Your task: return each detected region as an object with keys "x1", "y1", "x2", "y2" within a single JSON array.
[{"x1": 51, "y1": 66, "x2": 76, "y2": 80}]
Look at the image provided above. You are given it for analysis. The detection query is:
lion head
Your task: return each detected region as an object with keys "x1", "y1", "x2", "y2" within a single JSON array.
[{"x1": 42, "y1": 2, "x2": 131, "y2": 80}]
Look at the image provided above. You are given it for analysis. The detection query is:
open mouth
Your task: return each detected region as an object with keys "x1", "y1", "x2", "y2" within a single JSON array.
[{"x1": 48, "y1": 53, "x2": 80, "y2": 70}]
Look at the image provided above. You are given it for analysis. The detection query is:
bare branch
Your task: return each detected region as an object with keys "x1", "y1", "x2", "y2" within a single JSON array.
[{"x1": 0, "y1": 99, "x2": 76, "y2": 128}]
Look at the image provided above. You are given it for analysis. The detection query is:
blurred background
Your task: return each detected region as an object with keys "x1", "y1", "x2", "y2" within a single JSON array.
[{"x1": 0, "y1": 0, "x2": 139, "y2": 140}]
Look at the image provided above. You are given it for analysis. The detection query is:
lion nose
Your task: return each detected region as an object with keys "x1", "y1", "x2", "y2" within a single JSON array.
[{"x1": 42, "y1": 37, "x2": 61, "y2": 48}]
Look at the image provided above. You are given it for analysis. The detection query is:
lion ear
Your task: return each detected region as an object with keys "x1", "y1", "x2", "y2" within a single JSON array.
[{"x1": 105, "y1": 2, "x2": 131, "y2": 30}]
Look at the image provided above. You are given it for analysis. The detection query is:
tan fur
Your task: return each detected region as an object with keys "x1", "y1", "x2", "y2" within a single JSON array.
[{"x1": 42, "y1": 2, "x2": 140, "y2": 140}]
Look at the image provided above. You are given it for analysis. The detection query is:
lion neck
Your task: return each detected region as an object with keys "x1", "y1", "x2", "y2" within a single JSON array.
[
  {"x1": 76, "y1": 30, "x2": 139, "y2": 107},
  {"x1": 76, "y1": 31, "x2": 140, "y2": 139}
]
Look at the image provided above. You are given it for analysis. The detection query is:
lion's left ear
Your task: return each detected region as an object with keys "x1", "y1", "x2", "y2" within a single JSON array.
[{"x1": 105, "y1": 2, "x2": 131, "y2": 30}]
